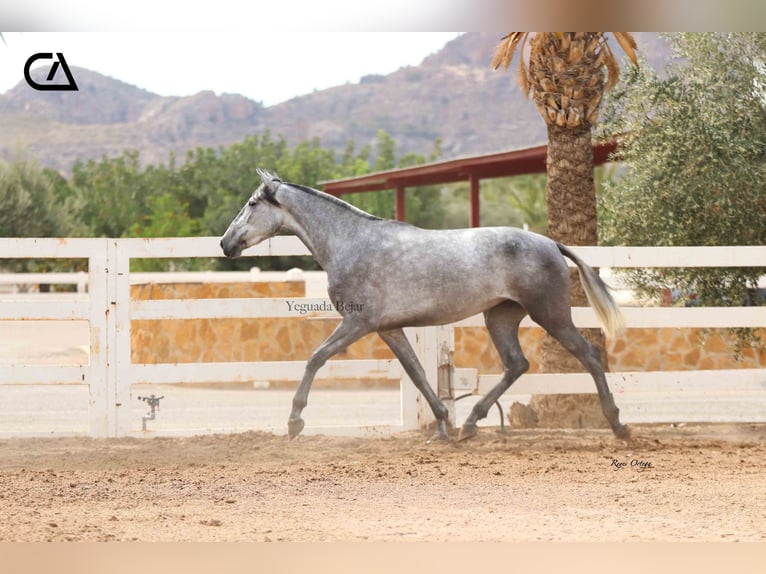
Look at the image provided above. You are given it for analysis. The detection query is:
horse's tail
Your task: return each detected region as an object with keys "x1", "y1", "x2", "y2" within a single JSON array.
[{"x1": 556, "y1": 243, "x2": 626, "y2": 339}]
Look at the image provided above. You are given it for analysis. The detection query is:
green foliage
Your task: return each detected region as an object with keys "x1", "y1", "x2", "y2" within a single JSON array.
[
  {"x1": 0, "y1": 151, "x2": 82, "y2": 273},
  {"x1": 485, "y1": 175, "x2": 547, "y2": 233},
  {"x1": 1, "y1": 127, "x2": 551, "y2": 273},
  {"x1": 70, "y1": 151, "x2": 155, "y2": 238},
  {"x1": 0, "y1": 151, "x2": 70, "y2": 237},
  {"x1": 599, "y1": 33, "x2": 766, "y2": 309},
  {"x1": 127, "y1": 193, "x2": 210, "y2": 272},
  {"x1": 438, "y1": 174, "x2": 548, "y2": 232},
  {"x1": 341, "y1": 131, "x2": 447, "y2": 228}
]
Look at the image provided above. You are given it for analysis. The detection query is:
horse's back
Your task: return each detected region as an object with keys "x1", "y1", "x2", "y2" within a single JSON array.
[{"x1": 329, "y1": 223, "x2": 569, "y2": 328}]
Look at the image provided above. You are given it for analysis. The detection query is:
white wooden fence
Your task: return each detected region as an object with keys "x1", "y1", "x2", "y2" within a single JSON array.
[{"x1": 0, "y1": 237, "x2": 765, "y2": 438}]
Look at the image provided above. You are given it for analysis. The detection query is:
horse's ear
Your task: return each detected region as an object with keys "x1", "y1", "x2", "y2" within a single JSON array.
[
  {"x1": 256, "y1": 168, "x2": 282, "y2": 206},
  {"x1": 256, "y1": 168, "x2": 280, "y2": 190}
]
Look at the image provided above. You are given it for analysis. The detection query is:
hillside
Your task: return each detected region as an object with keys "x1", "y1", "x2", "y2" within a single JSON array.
[{"x1": 0, "y1": 33, "x2": 669, "y2": 172}]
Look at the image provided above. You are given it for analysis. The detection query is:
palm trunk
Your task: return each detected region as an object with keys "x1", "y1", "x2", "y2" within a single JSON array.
[
  {"x1": 492, "y1": 31, "x2": 638, "y2": 430},
  {"x1": 543, "y1": 124, "x2": 609, "y2": 368},
  {"x1": 546, "y1": 125, "x2": 598, "y2": 248},
  {"x1": 533, "y1": 124, "x2": 611, "y2": 429}
]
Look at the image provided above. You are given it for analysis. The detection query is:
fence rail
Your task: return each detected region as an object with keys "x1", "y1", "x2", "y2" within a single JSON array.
[{"x1": 1, "y1": 237, "x2": 765, "y2": 437}]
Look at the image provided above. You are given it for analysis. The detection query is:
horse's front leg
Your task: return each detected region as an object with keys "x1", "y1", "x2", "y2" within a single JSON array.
[{"x1": 288, "y1": 319, "x2": 369, "y2": 439}]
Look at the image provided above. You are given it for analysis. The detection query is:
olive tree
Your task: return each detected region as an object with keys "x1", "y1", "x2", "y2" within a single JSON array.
[{"x1": 599, "y1": 32, "x2": 766, "y2": 352}]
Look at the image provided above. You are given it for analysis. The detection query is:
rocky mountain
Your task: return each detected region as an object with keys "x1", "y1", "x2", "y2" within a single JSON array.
[{"x1": 0, "y1": 33, "x2": 670, "y2": 172}]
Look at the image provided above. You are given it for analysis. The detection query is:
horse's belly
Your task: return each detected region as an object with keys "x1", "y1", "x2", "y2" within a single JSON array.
[{"x1": 377, "y1": 294, "x2": 505, "y2": 329}]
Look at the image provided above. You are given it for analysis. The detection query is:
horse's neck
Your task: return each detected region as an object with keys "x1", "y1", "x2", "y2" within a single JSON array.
[{"x1": 280, "y1": 187, "x2": 371, "y2": 270}]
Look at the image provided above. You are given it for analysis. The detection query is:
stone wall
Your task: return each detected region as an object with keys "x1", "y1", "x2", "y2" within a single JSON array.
[
  {"x1": 130, "y1": 282, "x2": 392, "y2": 365},
  {"x1": 454, "y1": 326, "x2": 766, "y2": 373},
  {"x1": 131, "y1": 283, "x2": 766, "y2": 373}
]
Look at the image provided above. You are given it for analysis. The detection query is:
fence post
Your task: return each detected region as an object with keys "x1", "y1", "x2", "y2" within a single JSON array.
[
  {"x1": 113, "y1": 239, "x2": 132, "y2": 437},
  {"x1": 400, "y1": 326, "x2": 455, "y2": 431},
  {"x1": 436, "y1": 325, "x2": 456, "y2": 427},
  {"x1": 87, "y1": 240, "x2": 110, "y2": 437},
  {"x1": 400, "y1": 327, "x2": 421, "y2": 430}
]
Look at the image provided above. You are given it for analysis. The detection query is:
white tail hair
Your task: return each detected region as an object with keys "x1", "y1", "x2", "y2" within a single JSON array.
[{"x1": 556, "y1": 243, "x2": 626, "y2": 339}]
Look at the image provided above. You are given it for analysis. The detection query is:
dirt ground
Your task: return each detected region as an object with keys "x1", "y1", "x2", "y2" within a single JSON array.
[{"x1": 0, "y1": 423, "x2": 764, "y2": 542}]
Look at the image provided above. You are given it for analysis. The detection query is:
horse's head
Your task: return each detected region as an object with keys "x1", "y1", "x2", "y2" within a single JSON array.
[{"x1": 220, "y1": 169, "x2": 284, "y2": 258}]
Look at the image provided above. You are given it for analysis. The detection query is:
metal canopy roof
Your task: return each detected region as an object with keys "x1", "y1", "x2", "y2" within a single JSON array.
[{"x1": 321, "y1": 139, "x2": 618, "y2": 195}]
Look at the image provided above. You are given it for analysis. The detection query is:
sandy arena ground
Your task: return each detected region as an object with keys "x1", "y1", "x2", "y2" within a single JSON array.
[{"x1": 0, "y1": 423, "x2": 764, "y2": 542}]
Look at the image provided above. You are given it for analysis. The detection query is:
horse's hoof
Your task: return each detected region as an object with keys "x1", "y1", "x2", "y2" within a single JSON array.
[
  {"x1": 288, "y1": 417, "x2": 305, "y2": 440},
  {"x1": 613, "y1": 424, "x2": 631, "y2": 441},
  {"x1": 426, "y1": 419, "x2": 451, "y2": 444},
  {"x1": 458, "y1": 422, "x2": 478, "y2": 442},
  {"x1": 427, "y1": 430, "x2": 451, "y2": 444}
]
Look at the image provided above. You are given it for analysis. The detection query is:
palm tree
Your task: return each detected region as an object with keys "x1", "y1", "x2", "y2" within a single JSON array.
[
  {"x1": 493, "y1": 32, "x2": 638, "y2": 426},
  {"x1": 493, "y1": 32, "x2": 636, "y2": 253}
]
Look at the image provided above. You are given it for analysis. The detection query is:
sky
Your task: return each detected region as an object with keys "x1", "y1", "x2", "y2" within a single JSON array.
[{"x1": 0, "y1": 32, "x2": 461, "y2": 106}]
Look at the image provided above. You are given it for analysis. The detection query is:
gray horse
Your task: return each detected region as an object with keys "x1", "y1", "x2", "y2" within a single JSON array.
[{"x1": 221, "y1": 169, "x2": 629, "y2": 441}]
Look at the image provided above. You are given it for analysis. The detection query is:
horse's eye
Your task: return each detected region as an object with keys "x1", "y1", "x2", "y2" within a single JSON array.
[{"x1": 248, "y1": 198, "x2": 257, "y2": 207}]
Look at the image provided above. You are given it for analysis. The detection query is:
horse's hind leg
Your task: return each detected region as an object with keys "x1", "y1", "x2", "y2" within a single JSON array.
[
  {"x1": 459, "y1": 301, "x2": 529, "y2": 441},
  {"x1": 530, "y1": 307, "x2": 630, "y2": 440},
  {"x1": 378, "y1": 328, "x2": 451, "y2": 442}
]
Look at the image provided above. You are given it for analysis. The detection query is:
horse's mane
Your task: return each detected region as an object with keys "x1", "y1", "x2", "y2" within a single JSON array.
[{"x1": 287, "y1": 182, "x2": 383, "y2": 222}]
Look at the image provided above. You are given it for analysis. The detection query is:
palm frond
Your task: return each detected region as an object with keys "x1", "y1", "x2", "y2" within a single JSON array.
[
  {"x1": 492, "y1": 32, "x2": 535, "y2": 97},
  {"x1": 517, "y1": 33, "x2": 533, "y2": 96},
  {"x1": 612, "y1": 32, "x2": 638, "y2": 66},
  {"x1": 602, "y1": 41, "x2": 621, "y2": 91},
  {"x1": 491, "y1": 32, "x2": 525, "y2": 70},
  {"x1": 492, "y1": 31, "x2": 640, "y2": 126}
]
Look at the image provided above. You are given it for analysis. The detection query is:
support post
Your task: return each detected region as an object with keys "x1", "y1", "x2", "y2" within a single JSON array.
[
  {"x1": 469, "y1": 174, "x2": 480, "y2": 228},
  {"x1": 395, "y1": 184, "x2": 406, "y2": 222}
]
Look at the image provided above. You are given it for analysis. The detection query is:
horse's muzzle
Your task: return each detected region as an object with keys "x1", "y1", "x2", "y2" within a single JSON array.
[{"x1": 220, "y1": 238, "x2": 243, "y2": 258}]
